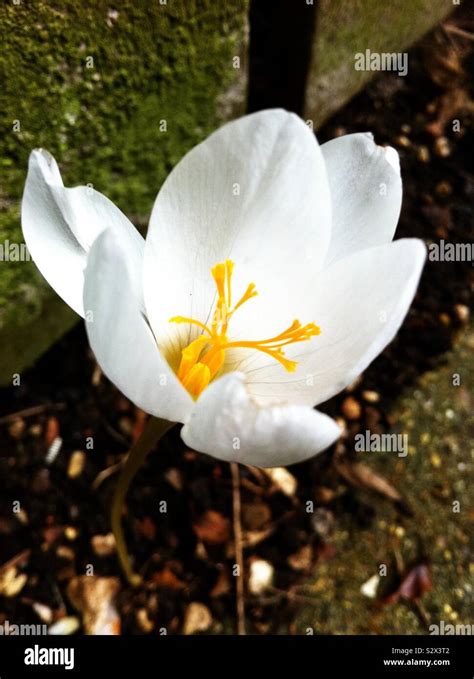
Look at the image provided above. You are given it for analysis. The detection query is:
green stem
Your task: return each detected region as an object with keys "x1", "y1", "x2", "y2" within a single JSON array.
[{"x1": 111, "y1": 416, "x2": 174, "y2": 586}]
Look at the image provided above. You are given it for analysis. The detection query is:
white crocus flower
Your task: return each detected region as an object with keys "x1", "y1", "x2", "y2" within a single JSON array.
[{"x1": 22, "y1": 109, "x2": 426, "y2": 468}]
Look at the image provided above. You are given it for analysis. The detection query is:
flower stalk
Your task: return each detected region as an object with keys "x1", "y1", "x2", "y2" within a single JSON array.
[{"x1": 111, "y1": 416, "x2": 174, "y2": 586}]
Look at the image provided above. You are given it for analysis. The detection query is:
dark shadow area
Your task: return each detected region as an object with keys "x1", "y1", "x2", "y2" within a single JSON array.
[{"x1": 247, "y1": 0, "x2": 317, "y2": 114}]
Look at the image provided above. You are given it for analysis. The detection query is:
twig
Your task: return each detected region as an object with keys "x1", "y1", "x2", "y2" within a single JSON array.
[
  {"x1": 102, "y1": 419, "x2": 131, "y2": 446},
  {"x1": 92, "y1": 458, "x2": 125, "y2": 490},
  {"x1": 231, "y1": 462, "x2": 246, "y2": 635},
  {"x1": 0, "y1": 549, "x2": 31, "y2": 575},
  {"x1": 0, "y1": 403, "x2": 65, "y2": 425},
  {"x1": 444, "y1": 24, "x2": 474, "y2": 41},
  {"x1": 269, "y1": 585, "x2": 322, "y2": 607}
]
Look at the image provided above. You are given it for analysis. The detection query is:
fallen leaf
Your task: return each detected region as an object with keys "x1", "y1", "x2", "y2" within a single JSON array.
[
  {"x1": 193, "y1": 510, "x2": 230, "y2": 545},
  {"x1": 210, "y1": 568, "x2": 231, "y2": 598},
  {"x1": 44, "y1": 416, "x2": 60, "y2": 446},
  {"x1": 336, "y1": 458, "x2": 402, "y2": 503},
  {"x1": 67, "y1": 576, "x2": 121, "y2": 635},
  {"x1": 384, "y1": 563, "x2": 433, "y2": 605},
  {"x1": 0, "y1": 567, "x2": 27, "y2": 597},
  {"x1": 135, "y1": 516, "x2": 156, "y2": 541},
  {"x1": 262, "y1": 467, "x2": 297, "y2": 496},
  {"x1": 287, "y1": 545, "x2": 313, "y2": 572},
  {"x1": 242, "y1": 501, "x2": 272, "y2": 531},
  {"x1": 152, "y1": 567, "x2": 185, "y2": 590}
]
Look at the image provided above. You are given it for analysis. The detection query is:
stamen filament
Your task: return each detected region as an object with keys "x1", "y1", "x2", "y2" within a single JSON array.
[
  {"x1": 169, "y1": 316, "x2": 212, "y2": 335},
  {"x1": 231, "y1": 283, "x2": 258, "y2": 313}
]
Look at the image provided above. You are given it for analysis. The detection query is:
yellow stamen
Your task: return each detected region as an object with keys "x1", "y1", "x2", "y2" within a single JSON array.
[
  {"x1": 201, "y1": 347, "x2": 226, "y2": 379},
  {"x1": 232, "y1": 282, "x2": 258, "y2": 313},
  {"x1": 176, "y1": 336, "x2": 209, "y2": 381},
  {"x1": 169, "y1": 260, "x2": 320, "y2": 398},
  {"x1": 169, "y1": 316, "x2": 212, "y2": 335},
  {"x1": 225, "y1": 259, "x2": 234, "y2": 308}
]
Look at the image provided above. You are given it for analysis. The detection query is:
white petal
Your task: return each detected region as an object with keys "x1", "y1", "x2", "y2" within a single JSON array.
[
  {"x1": 181, "y1": 373, "x2": 341, "y2": 467},
  {"x1": 143, "y1": 109, "x2": 331, "y2": 365},
  {"x1": 83, "y1": 229, "x2": 193, "y2": 423},
  {"x1": 22, "y1": 149, "x2": 142, "y2": 317},
  {"x1": 243, "y1": 239, "x2": 426, "y2": 407},
  {"x1": 321, "y1": 133, "x2": 402, "y2": 266}
]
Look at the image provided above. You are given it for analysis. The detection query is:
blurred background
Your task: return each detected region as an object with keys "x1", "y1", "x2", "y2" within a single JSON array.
[{"x1": 0, "y1": 0, "x2": 472, "y2": 635}]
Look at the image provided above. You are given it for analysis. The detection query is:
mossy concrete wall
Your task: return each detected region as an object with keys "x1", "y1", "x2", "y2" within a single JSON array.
[
  {"x1": 305, "y1": 0, "x2": 454, "y2": 128},
  {"x1": 0, "y1": 0, "x2": 248, "y2": 384}
]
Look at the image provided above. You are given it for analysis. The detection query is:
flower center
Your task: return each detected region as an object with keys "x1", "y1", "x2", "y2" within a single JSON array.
[{"x1": 169, "y1": 260, "x2": 320, "y2": 398}]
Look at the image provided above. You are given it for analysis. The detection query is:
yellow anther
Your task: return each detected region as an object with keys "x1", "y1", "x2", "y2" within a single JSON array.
[
  {"x1": 176, "y1": 336, "x2": 209, "y2": 381},
  {"x1": 181, "y1": 363, "x2": 211, "y2": 398}
]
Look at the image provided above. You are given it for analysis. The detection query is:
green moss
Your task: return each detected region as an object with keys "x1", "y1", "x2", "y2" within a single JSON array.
[
  {"x1": 294, "y1": 328, "x2": 473, "y2": 634},
  {"x1": 0, "y1": 0, "x2": 248, "y2": 379}
]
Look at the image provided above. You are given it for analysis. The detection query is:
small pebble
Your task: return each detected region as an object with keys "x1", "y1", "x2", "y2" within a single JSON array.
[
  {"x1": 136, "y1": 608, "x2": 154, "y2": 633},
  {"x1": 361, "y1": 574, "x2": 380, "y2": 598},
  {"x1": 434, "y1": 136, "x2": 451, "y2": 157},
  {"x1": 56, "y1": 545, "x2": 75, "y2": 561},
  {"x1": 454, "y1": 304, "x2": 469, "y2": 322},
  {"x1": 314, "y1": 486, "x2": 336, "y2": 504},
  {"x1": 29, "y1": 423, "x2": 42, "y2": 437},
  {"x1": 8, "y1": 418, "x2": 25, "y2": 439},
  {"x1": 32, "y1": 602, "x2": 53, "y2": 624},
  {"x1": 183, "y1": 602, "x2": 213, "y2": 635},
  {"x1": 91, "y1": 533, "x2": 116, "y2": 557},
  {"x1": 16, "y1": 508, "x2": 29, "y2": 525},
  {"x1": 333, "y1": 126, "x2": 347, "y2": 137},
  {"x1": 362, "y1": 390, "x2": 380, "y2": 403},
  {"x1": 395, "y1": 134, "x2": 410, "y2": 147},
  {"x1": 341, "y1": 396, "x2": 362, "y2": 420},
  {"x1": 164, "y1": 467, "x2": 183, "y2": 491},
  {"x1": 435, "y1": 180, "x2": 452, "y2": 197},
  {"x1": 248, "y1": 559, "x2": 274, "y2": 595},
  {"x1": 64, "y1": 526, "x2": 78, "y2": 541},
  {"x1": 49, "y1": 616, "x2": 80, "y2": 635},
  {"x1": 417, "y1": 146, "x2": 430, "y2": 163},
  {"x1": 311, "y1": 507, "x2": 335, "y2": 537},
  {"x1": 67, "y1": 450, "x2": 86, "y2": 478}
]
